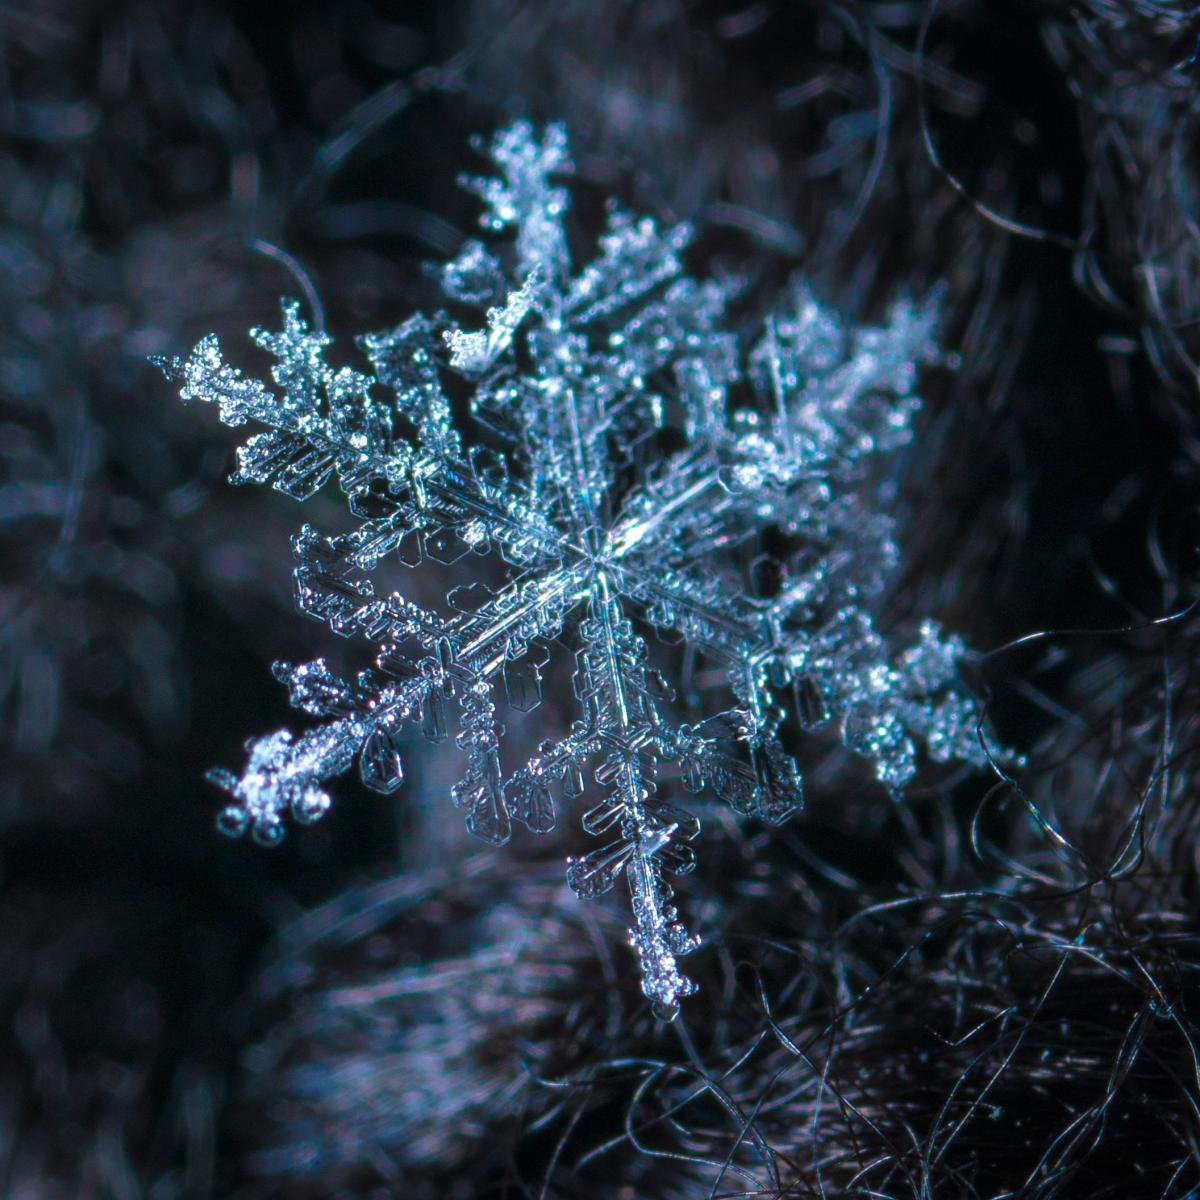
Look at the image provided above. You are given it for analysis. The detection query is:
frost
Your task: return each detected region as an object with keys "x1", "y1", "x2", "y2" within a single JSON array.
[{"x1": 159, "y1": 121, "x2": 994, "y2": 1018}]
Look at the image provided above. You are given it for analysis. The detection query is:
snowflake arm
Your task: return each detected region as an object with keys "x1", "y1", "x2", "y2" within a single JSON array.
[
  {"x1": 459, "y1": 120, "x2": 572, "y2": 280},
  {"x1": 442, "y1": 268, "x2": 543, "y2": 376}
]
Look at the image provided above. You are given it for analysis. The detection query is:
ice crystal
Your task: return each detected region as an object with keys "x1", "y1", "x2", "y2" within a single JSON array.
[{"x1": 159, "y1": 122, "x2": 992, "y2": 1017}]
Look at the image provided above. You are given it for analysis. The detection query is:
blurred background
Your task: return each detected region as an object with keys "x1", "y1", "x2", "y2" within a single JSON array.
[{"x1": 5, "y1": 2, "x2": 1200, "y2": 1196}]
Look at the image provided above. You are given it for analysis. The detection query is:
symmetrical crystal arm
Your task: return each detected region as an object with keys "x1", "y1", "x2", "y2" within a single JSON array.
[
  {"x1": 567, "y1": 572, "x2": 698, "y2": 1016},
  {"x1": 611, "y1": 559, "x2": 764, "y2": 660}
]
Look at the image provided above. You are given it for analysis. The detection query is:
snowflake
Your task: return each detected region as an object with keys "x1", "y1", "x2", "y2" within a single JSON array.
[{"x1": 158, "y1": 122, "x2": 993, "y2": 1017}]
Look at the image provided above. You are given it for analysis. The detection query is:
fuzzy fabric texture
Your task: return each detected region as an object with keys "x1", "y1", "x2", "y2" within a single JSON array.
[{"x1": 3, "y1": 2, "x2": 1200, "y2": 1197}]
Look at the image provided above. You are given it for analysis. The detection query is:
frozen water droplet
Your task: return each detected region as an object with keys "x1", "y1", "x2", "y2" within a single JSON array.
[
  {"x1": 507, "y1": 772, "x2": 556, "y2": 833},
  {"x1": 562, "y1": 761, "x2": 586, "y2": 799},
  {"x1": 421, "y1": 691, "x2": 447, "y2": 742},
  {"x1": 795, "y1": 675, "x2": 831, "y2": 730},
  {"x1": 360, "y1": 724, "x2": 406, "y2": 793},
  {"x1": 504, "y1": 654, "x2": 543, "y2": 712},
  {"x1": 292, "y1": 787, "x2": 331, "y2": 825},
  {"x1": 251, "y1": 817, "x2": 285, "y2": 848},
  {"x1": 216, "y1": 805, "x2": 249, "y2": 838}
]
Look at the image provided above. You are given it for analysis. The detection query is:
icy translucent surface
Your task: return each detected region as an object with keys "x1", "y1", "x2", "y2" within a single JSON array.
[{"x1": 160, "y1": 123, "x2": 991, "y2": 1017}]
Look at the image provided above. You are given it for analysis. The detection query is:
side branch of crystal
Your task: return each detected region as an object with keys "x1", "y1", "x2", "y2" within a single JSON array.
[{"x1": 160, "y1": 121, "x2": 997, "y2": 1017}]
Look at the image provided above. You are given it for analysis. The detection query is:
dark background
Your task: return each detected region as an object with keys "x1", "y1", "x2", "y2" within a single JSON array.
[{"x1": 5, "y1": 2, "x2": 1200, "y2": 1196}]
